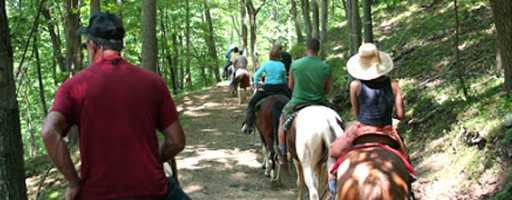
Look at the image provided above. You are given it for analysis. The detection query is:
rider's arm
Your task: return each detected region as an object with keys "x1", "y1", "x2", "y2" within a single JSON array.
[
  {"x1": 350, "y1": 80, "x2": 361, "y2": 119},
  {"x1": 253, "y1": 65, "x2": 265, "y2": 88},
  {"x1": 391, "y1": 79, "x2": 404, "y2": 120},
  {"x1": 161, "y1": 120, "x2": 186, "y2": 162},
  {"x1": 288, "y1": 70, "x2": 294, "y2": 92},
  {"x1": 325, "y1": 74, "x2": 333, "y2": 95},
  {"x1": 41, "y1": 112, "x2": 81, "y2": 186}
]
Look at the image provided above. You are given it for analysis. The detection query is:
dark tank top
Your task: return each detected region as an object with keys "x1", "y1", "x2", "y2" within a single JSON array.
[{"x1": 357, "y1": 78, "x2": 395, "y2": 126}]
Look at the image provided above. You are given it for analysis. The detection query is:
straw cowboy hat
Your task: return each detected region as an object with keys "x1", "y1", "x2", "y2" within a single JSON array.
[{"x1": 347, "y1": 43, "x2": 394, "y2": 81}]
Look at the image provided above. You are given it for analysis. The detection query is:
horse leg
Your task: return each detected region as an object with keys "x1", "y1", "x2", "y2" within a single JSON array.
[
  {"x1": 238, "y1": 85, "x2": 242, "y2": 105},
  {"x1": 294, "y1": 159, "x2": 305, "y2": 200}
]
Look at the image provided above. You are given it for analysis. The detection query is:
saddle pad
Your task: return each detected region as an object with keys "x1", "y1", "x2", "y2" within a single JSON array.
[{"x1": 330, "y1": 144, "x2": 416, "y2": 178}]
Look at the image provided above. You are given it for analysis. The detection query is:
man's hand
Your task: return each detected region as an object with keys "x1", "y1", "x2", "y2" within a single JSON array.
[{"x1": 65, "y1": 185, "x2": 81, "y2": 200}]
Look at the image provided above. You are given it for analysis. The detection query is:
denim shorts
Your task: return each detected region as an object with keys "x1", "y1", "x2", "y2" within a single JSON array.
[{"x1": 160, "y1": 178, "x2": 191, "y2": 200}]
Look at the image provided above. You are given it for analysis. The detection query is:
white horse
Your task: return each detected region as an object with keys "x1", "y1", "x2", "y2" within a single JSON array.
[
  {"x1": 286, "y1": 105, "x2": 345, "y2": 200},
  {"x1": 230, "y1": 67, "x2": 250, "y2": 105}
]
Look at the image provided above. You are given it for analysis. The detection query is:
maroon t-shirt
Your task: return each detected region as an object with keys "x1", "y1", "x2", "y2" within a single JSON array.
[{"x1": 50, "y1": 56, "x2": 179, "y2": 199}]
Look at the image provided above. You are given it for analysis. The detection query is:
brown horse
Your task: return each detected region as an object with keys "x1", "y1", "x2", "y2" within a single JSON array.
[
  {"x1": 230, "y1": 67, "x2": 251, "y2": 104},
  {"x1": 255, "y1": 94, "x2": 290, "y2": 185},
  {"x1": 333, "y1": 137, "x2": 414, "y2": 200},
  {"x1": 286, "y1": 105, "x2": 345, "y2": 200}
]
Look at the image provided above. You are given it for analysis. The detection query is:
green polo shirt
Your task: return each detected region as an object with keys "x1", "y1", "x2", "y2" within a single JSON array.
[{"x1": 290, "y1": 56, "x2": 332, "y2": 104}]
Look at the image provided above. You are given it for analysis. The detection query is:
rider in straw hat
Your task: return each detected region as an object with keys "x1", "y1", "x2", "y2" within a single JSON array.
[{"x1": 327, "y1": 43, "x2": 410, "y2": 198}]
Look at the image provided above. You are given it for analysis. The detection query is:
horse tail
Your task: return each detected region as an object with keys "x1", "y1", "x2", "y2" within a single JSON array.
[
  {"x1": 325, "y1": 114, "x2": 345, "y2": 144},
  {"x1": 360, "y1": 169, "x2": 390, "y2": 200}
]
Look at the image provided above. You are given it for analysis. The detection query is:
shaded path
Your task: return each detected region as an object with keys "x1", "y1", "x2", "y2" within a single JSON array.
[{"x1": 172, "y1": 84, "x2": 299, "y2": 200}]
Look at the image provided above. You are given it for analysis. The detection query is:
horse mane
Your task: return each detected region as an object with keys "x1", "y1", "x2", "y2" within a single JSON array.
[{"x1": 360, "y1": 169, "x2": 390, "y2": 200}]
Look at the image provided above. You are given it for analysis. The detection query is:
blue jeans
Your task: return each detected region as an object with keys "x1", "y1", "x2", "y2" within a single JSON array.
[{"x1": 160, "y1": 178, "x2": 190, "y2": 200}]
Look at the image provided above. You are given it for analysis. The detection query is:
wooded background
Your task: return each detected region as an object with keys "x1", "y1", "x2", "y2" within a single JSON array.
[{"x1": 1, "y1": 0, "x2": 511, "y2": 199}]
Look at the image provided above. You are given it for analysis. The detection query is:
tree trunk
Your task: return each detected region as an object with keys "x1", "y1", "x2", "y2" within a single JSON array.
[
  {"x1": 204, "y1": 0, "x2": 221, "y2": 82},
  {"x1": 91, "y1": 0, "x2": 101, "y2": 14},
  {"x1": 453, "y1": 0, "x2": 468, "y2": 98},
  {"x1": 179, "y1": 35, "x2": 184, "y2": 90},
  {"x1": 63, "y1": 0, "x2": 83, "y2": 74},
  {"x1": 34, "y1": 33, "x2": 48, "y2": 116},
  {"x1": 320, "y1": 0, "x2": 328, "y2": 59},
  {"x1": 240, "y1": 0, "x2": 248, "y2": 54},
  {"x1": 362, "y1": 0, "x2": 373, "y2": 43},
  {"x1": 311, "y1": 0, "x2": 320, "y2": 39},
  {"x1": 291, "y1": 0, "x2": 304, "y2": 43},
  {"x1": 347, "y1": 0, "x2": 362, "y2": 57},
  {"x1": 300, "y1": 0, "x2": 312, "y2": 39},
  {"x1": 142, "y1": 0, "x2": 158, "y2": 72},
  {"x1": 171, "y1": 33, "x2": 179, "y2": 94},
  {"x1": 246, "y1": 0, "x2": 267, "y2": 71},
  {"x1": 0, "y1": 1, "x2": 28, "y2": 198},
  {"x1": 185, "y1": 0, "x2": 193, "y2": 90},
  {"x1": 490, "y1": 0, "x2": 512, "y2": 92},
  {"x1": 42, "y1": 7, "x2": 66, "y2": 73}
]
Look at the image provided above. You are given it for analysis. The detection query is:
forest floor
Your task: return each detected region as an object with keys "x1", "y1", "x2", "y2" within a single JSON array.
[{"x1": 172, "y1": 82, "x2": 300, "y2": 200}]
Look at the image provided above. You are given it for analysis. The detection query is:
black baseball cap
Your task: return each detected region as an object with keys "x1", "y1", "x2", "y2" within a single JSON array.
[{"x1": 78, "y1": 12, "x2": 125, "y2": 40}]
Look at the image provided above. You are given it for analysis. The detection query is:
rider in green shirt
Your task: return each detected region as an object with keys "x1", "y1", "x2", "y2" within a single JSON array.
[{"x1": 277, "y1": 38, "x2": 333, "y2": 164}]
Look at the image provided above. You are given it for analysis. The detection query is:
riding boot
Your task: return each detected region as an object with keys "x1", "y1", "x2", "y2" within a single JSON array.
[
  {"x1": 328, "y1": 179, "x2": 336, "y2": 197},
  {"x1": 241, "y1": 108, "x2": 256, "y2": 134},
  {"x1": 278, "y1": 144, "x2": 287, "y2": 165}
]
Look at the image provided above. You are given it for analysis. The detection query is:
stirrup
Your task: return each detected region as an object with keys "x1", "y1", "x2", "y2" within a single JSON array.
[{"x1": 278, "y1": 153, "x2": 287, "y2": 165}]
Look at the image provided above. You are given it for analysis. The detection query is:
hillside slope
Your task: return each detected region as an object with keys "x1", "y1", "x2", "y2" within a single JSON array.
[{"x1": 323, "y1": 0, "x2": 511, "y2": 199}]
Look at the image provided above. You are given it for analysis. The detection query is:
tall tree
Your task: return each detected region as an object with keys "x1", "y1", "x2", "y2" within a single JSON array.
[
  {"x1": 240, "y1": 0, "x2": 248, "y2": 54},
  {"x1": 142, "y1": 0, "x2": 158, "y2": 72},
  {"x1": 246, "y1": 0, "x2": 267, "y2": 71},
  {"x1": 171, "y1": 33, "x2": 180, "y2": 94},
  {"x1": 320, "y1": 0, "x2": 328, "y2": 59},
  {"x1": 300, "y1": 0, "x2": 312, "y2": 39},
  {"x1": 0, "y1": 1, "x2": 28, "y2": 199},
  {"x1": 160, "y1": 7, "x2": 178, "y2": 93},
  {"x1": 347, "y1": 0, "x2": 362, "y2": 56},
  {"x1": 362, "y1": 0, "x2": 373, "y2": 43},
  {"x1": 91, "y1": 0, "x2": 101, "y2": 14},
  {"x1": 63, "y1": 0, "x2": 83, "y2": 73},
  {"x1": 204, "y1": 0, "x2": 221, "y2": 82},
  {"x1": 291, "y1": 0, "x2": 304, "y2": 43},
  {"x1": 185, "y1": 0, "x2": 193, "y2": 90},
  {"x1": 42, "y1": 6, "x2": 66, "y2": 72},
  {"x1": 489, "y1": 0, "x2": 512, "y2": 92},
  {"x1": 311, "y1": 0, "x2": 320, "y2": 39}
]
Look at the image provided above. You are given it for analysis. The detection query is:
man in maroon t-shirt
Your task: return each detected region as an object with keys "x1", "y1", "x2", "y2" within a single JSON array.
[{"x1": 41, "y1": 12, "x2": 189, "y2": 200}]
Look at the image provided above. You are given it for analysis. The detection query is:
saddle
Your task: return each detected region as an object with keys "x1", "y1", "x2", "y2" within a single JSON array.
[
  {"x1": 283, "y1": 102, "x2": 325, "y2": 132},
  {"x1": 330, "y1": 133, "x2": 417, "y2": 180}
]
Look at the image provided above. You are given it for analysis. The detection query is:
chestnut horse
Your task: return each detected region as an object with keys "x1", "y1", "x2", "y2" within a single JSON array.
[
  {"x1": 255, "y1": 94, "x2": 290, "y2": 185},
  {"x1": 286, "y1": 105, "x2": 345, "y2": 200},
  {"x1": 230, "y1": 67, "x2": 251, "y2": 104},
  {"x1": 333, "y1": 141, "x2": 414, "y2": 200}
]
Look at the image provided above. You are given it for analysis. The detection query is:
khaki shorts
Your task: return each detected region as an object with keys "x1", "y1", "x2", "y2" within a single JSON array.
[{"x1": 280, "y1": 101, "x2": 300, "y2": 121}]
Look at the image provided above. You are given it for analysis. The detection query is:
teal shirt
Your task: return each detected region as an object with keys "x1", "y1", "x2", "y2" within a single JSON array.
[
  {"x1": 290, "y1": 56, "x2": 332, "y2": 104},
  {"x1": 253, "y1": 60, "x2": 286, "y2": 87}
]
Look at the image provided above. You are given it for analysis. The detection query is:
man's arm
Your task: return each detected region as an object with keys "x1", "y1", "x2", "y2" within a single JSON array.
[
  {"x1": 161, "y1": 120, "x2": 186, "y2": 162},
  {"x1": 325, "y1": 74, "x2": 333, "y2": 94},
  {"x1": 288, "y1": 71, "x2": 295, "y2": 91},
  {"x1": 41, "y1": 112, "x2": 81, "y2": 186}
]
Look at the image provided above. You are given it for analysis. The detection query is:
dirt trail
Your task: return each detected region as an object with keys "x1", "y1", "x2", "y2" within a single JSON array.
[{"x1": 172, "y1": 83, "x2": 300, "y2": 200}]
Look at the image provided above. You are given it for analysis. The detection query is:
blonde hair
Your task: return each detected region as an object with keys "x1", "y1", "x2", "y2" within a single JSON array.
[{"x1": 269, "y1": 45, "x2": 282, "y2": 61}]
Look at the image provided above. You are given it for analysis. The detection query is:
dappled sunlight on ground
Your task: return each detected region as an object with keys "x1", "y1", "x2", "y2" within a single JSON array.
[{"x1": 178, "y1": 148, "x2": 261, "y2": 171}]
